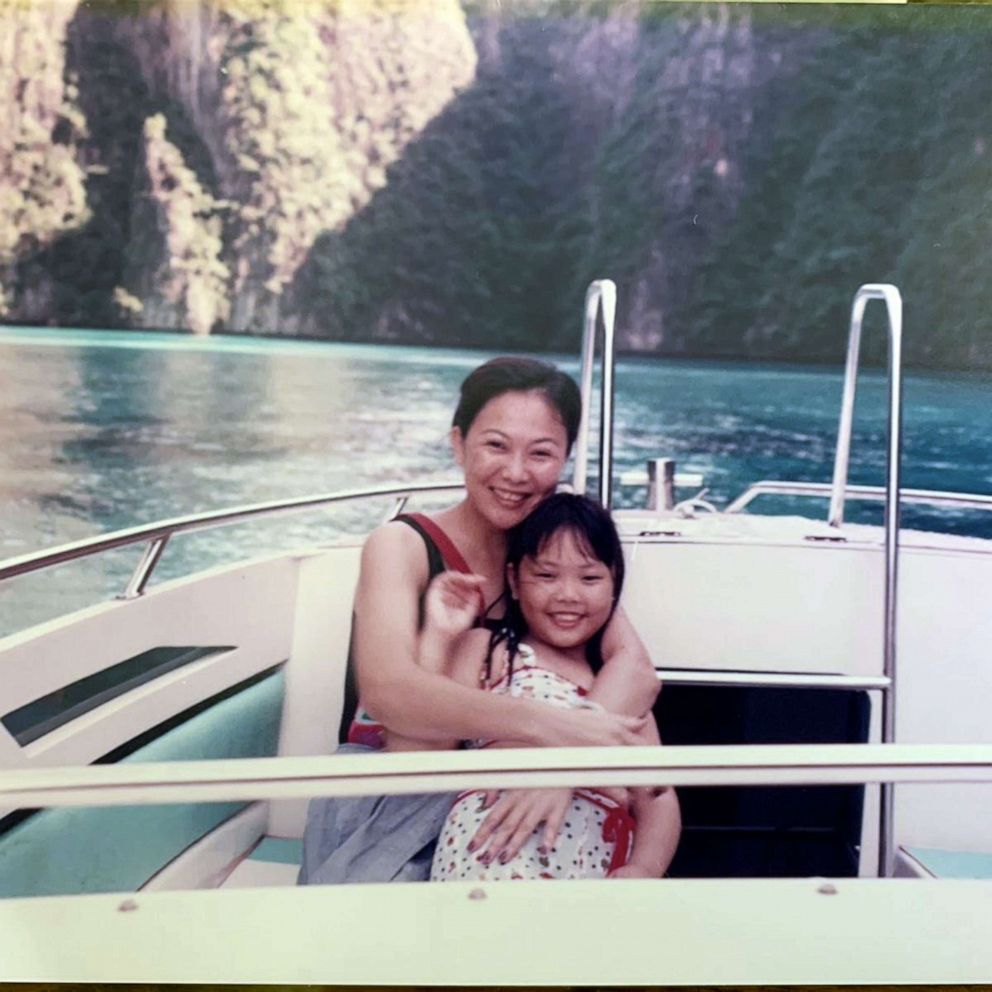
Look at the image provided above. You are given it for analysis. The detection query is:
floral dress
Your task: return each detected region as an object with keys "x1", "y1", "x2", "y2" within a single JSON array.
[{"x1": 430, "y1": 645, "x2": 635, "y2": 882}]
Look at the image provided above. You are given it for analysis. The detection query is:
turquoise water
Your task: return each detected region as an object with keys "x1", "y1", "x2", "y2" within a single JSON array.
[{"x1": 2, "y1": 326, "x2": 992, "y2": 634}]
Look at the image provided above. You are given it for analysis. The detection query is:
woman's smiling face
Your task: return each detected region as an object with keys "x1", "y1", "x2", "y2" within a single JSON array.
[{"x1": 452, "y1": 389, "x2": 569, "y2": 530}]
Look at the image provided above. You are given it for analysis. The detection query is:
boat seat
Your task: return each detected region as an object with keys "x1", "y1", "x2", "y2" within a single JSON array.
[
  {"x1": 220, "y1": 836, "x2": 303, "y2": 889},
  {"x1": 901, "y1": 846, "x2": 992, "y2": 879}
]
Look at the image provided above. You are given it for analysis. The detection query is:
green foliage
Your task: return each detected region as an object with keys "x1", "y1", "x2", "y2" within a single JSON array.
[
  {"x1": 308, "y1": 3, "x2": 992, "y2": 369},
  {"x1": 11, "y1": 3, "x2": 193, "y2": 329},
  {"x1": 0, "y1": 1, "x2": 89, "y2": 316},
  {"x1": 690, "y1": 5, "x2": 992, "y2": 369},
  {"x1": 296, "y1": 13, "x2": 605, "y2": 348},
  {"x1": 217, "y1": 1, "x2": 352, "y2": 300},
  {"x1": 5, "y1": 1, "x2": 992, "y2": 369},
  {"x1": 135, "y1": 113, "x2": 230, "y2": 334}
]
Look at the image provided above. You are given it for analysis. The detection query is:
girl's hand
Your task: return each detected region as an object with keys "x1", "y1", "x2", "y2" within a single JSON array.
[
  {"x1": 536, "y1": 704, "x2": 647, "y2": 748},
  {"x1": 467, "y1": 788, "x2": 573, "y2": 865},
  {"x1": 423, "y1": 571, "x2": 486, "y2": 639},
  {"x1": 608, "y1": 863, "x2": 657, "y2": 880}
]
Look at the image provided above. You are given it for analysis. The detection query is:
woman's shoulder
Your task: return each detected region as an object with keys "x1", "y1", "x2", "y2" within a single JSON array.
[
  {"x1": 359, "y1": 517, "x2": 432, "y2": 585},
  {"x1": 362, "y1": 516, "x2": 427, "y2": 554}
]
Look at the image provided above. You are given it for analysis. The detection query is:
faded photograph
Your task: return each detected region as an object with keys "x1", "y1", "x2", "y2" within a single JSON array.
[{"x1": 1, "y1": 0, "x2": 991, "y2": 984}]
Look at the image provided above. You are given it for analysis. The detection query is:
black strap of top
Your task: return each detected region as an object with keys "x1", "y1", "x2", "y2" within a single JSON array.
[{"x1": 395, "y1": 514, "x2": 447, "y2": 594}]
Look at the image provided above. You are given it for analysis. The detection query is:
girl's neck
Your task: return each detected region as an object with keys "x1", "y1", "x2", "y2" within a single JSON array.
[{"x1": 525, "y1": 636, "x2": 589, "y2": 667}]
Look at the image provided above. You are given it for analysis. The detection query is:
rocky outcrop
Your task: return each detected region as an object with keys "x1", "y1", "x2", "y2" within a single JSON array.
[
  {"x1": 0, "y1": 0, "x2": 88, "y2": 319},
  {"x1": 121, "y1": 114, "x2": 228, "y2": 335},
  {"x1": 293, "y1": 1, "x2": 771, "y2": 352},
  {"x1": 546, "y1": 2, "x2": 763, "y2": 353},
  {"x1": 114, "y1": 0, "x2": 477, "y2": 333}
]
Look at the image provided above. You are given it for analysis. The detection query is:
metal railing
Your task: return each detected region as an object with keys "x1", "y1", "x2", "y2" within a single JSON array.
[
  {"x1": 830, "y1": 284, "x2": 904, "y2": 531},
  {"x1": 573, "y1": 279, "x2": 618, "y2": 508},
  {"x1": 0, "y1": 280, "x2": 622, "y2": 593},
  {"x1": 0, "y1": 480, "x2": 465, "y2": 599},
  {"x1": 656, "y1": 669, "x2": 891, "y2": 691},
  {"x1": 725, "y1": 481, "x2": 992, "y2": 517},
  {"x1": 826, "y1": 284, "x2": 904, "y2": 879}
]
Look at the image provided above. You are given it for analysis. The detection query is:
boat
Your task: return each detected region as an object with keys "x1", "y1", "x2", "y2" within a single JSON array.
[{"x1": 1, "y1": 281, "x2": 991, "y2": 984}]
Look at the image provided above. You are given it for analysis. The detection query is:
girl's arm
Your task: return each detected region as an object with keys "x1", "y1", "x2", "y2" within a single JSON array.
[
  {"x1": 608, "y1": 716, "x2": 681, "y2": 879},
  {"x1": 588, "y1": 606, "x2": 660, "y2": 718},
  {"x1": 353, "y1": 524, "x2": 646, "y2": 747}
]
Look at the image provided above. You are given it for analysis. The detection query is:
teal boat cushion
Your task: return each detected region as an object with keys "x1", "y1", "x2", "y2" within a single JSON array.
[
  {"x1": 249, "y1": 836, "x2": 303, "y2": 866},
  {"x1": 905, "y1": 846, "x2": 992, "y2": 880},
  {"x1": 0, "y1": 669, "x2": 284, "y2": 898}
]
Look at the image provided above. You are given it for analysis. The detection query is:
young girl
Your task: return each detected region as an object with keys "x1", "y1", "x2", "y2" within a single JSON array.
[{"x1": 420, "y1": 493, "x2": 681, "y2": 881}]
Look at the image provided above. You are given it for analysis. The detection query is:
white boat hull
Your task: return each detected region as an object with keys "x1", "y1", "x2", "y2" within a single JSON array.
[{"x1": 1, "y1": 876, "x2": 990, "y2": 984}]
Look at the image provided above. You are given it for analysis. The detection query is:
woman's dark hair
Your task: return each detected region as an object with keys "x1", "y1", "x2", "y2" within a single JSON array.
[
  {"x1": 452, "y1": 357, "x2": 582, "y2": 451},
  {"x1": 485, "y1": 493, "x2": 625, "y2": 684}
]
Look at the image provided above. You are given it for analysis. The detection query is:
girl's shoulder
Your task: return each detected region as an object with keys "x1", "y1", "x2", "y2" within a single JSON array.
[
  {"x1": 486, "y1": 640, "x2": 536, "y2": 687},
  {"x1": 500, "y1": 644, "x2": 595, "y2": 694}
]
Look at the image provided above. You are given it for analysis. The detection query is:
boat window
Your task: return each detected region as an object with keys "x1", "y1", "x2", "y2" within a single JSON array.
[{"x1": 3, "y1": 645, "x2": 236, "y2": 747}]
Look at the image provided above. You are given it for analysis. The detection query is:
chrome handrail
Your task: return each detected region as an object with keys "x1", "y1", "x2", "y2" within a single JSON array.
[
  {"x1": 726, "y1": 481, "x2": 992, "y2": 516},
  {"x1": 0, "y1": 480, "x2": 465, "y2": 595},
  {"x1": 573, "y1": 279, "x2": 617, "y2": 508},
  {"x1": 824, "y1": 284, "x2": 904, "y2": 880},
  {"x1": 830, "y1": 284, "x2": 904, "y2": 530}
]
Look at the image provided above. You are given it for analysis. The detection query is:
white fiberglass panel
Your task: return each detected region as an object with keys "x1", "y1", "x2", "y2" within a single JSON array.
[{"x1": 0, "y1": 877, "x2": 990, "y2": 984}]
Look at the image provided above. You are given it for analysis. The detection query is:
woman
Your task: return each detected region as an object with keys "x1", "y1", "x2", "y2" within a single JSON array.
[{"x1": 299, "y1": 357, "x2": 659, "y2": 884}]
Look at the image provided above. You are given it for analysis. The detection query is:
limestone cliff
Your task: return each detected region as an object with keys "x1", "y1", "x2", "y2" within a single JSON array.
[
  {"x1": 2, "y1": 2, "x2": 991, "y2": 370},
  {"x1": 122, "y1": 113, "x2": 229, "y2": 335},
  {"x1": 0, "y1": 0, "x2": 88, "y2": 319},
  {"x1": 114, "y1": 0, "x2": 477, "y2": 333}
]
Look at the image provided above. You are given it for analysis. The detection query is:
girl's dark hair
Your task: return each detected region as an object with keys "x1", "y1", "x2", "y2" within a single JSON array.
[
  {"x1": 452, "y1": 357, "x2": 582, "y2": 451},
  {"x1": 485, "y1": 493, "x2": 625, "y2": 684}
]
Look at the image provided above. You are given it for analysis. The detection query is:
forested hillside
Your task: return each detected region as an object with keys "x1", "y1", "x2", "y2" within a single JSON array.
[{"x1": 2, "y1": 1, "x2": 991, "y2": 369}]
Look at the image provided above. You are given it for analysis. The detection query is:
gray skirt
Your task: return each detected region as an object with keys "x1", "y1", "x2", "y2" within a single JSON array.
[{"x1": 297, "y1": 744, "x2": 456, "y2": 885}]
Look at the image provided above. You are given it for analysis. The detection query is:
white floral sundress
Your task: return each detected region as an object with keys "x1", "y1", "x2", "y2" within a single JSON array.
[{"x1": 430, "y1": 645, "x2": 635, "y2": 882}]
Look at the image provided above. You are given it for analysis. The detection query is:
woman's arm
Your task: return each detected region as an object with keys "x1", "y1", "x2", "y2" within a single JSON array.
[
  {"x1": 353, "y1": 524, "x2": 646, "y2": 747},
  {"x1": 608, "y1": 716, "x2": 681, "y2": 879},
  {"x1": 587, "y1": 605, "x2": 660, "y2": 717}
]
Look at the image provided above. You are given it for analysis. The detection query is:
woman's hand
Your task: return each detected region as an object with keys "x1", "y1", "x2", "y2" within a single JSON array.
[
  {"x1": 467, "y1": 788, "x2": 573, "y2": 865},
  {"x1": 423, "y1": 571, "x2": 486, "y2": 639}
]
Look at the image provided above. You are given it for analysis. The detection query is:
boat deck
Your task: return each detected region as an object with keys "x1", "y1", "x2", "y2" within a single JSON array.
[{"x1": 220, "y1": 836, "x2": 301, "y2": 889}]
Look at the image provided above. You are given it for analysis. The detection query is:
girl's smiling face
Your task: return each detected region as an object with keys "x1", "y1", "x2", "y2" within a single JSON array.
[
  {"x1": 508, "y1": 526, "x2": 616, "y2": 654},
  {"x1": 451, "y1": 389, "x2": 569, "y2": 530}
]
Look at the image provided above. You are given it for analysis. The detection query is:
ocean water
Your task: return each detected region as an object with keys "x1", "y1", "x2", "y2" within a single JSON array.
[{"x1": 2, "y1": 326, "x2": 992, "y2": 635}]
